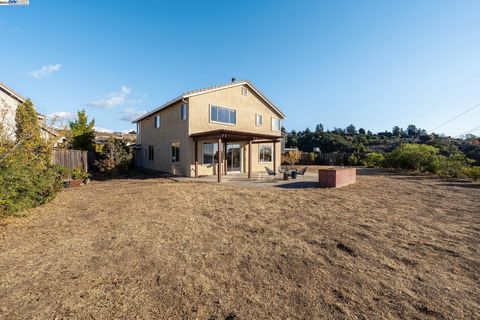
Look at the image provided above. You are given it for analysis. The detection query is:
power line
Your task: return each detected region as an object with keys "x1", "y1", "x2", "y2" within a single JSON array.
[
  {"x1": 430, "y1": 102, "x2": 480, "y2": 132},
  {"x1": 412, "y1": 71, "x2": 480, "y2": 122},
  {"x1": 457, "y1": 125, "x2": 480, "y2": 137}
]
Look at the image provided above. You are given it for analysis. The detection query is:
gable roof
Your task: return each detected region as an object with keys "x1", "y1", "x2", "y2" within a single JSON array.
[
  {"x1": 132, "y1": 80, "x2": 286, "y2": 123},
  {"x1": 0, "y1": 81, "x2": 46, "y2": 118},
  {"x1": 0, "y1": 81, "x2": 26, "y2": 104}
]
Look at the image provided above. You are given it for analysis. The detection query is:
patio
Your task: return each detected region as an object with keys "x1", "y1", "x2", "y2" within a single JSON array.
[{"x1": 170, "y1": 169, "x2": 320, "y2": 188}]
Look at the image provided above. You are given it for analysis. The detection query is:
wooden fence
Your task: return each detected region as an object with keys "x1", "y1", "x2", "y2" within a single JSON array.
[{"x1": 51, "y1": 149, "x2": 95, "y2": 172}]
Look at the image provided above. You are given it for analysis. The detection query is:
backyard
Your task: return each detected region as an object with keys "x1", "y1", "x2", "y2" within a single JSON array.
[{"x1": 0, "y1": 170, "x2": 479, "y2": 319}]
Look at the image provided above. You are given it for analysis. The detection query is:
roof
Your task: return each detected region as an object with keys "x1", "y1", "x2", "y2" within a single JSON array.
[
  {"x1": 190, "y1": 129, "x2": 282, "y2": 141},
  {"x1": 0, "y1": 81, "x2": 46, "y2": 118},
  {"x1": 0, "y1": 81, "x2": 26, "y2": 103},
  {"x1": 132, "y1": 80, "x2": 286, "y2": 123}
]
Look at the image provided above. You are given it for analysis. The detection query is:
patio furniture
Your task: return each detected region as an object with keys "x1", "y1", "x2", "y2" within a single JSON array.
[
  {"x1": 296, "y1": 167, "x2": 308, "y2": 179},
  {"x1": 265, "y1": 166, "x2": 276, "y2": 176}
]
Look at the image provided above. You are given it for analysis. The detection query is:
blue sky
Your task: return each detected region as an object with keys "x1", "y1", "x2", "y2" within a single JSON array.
[{"x1": 1, "y1": 0, "x2": 480, "y2": 136}]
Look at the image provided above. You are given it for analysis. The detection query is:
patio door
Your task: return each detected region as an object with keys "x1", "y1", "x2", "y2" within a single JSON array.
[{"x1": 226, "y1": 144, "x2": 241, "y2": 172}]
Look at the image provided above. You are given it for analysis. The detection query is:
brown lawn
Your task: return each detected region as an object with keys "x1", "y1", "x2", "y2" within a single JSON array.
[{"x1": 0, "y1": 170, "x2": 479, "y2": 319}]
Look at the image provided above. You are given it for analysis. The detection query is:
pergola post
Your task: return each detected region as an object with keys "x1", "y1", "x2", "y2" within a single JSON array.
[
  {"x1": 194, "y1": 140, "x2": 198, "y2": 178},
  {"x1": 248, "y1": 140, "x2": 252, "y2": 179},
  {"x1": 273, "y1": 140, "x2": 276, "y2": 175},
  {"x1": 218, "y1": 138, "x2": 222, "y2": 182},
  {"x1": 224, "y1": 141, "x2": 228, "y2": 175}
]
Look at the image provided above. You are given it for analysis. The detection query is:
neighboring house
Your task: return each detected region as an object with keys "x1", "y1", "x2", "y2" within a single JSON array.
[
  {"x1": 0, "y1": 81, "x2": 61, "y2": 144},
  {"x1": 133, "y1": 80, "x2": 286, "y2": 180}
]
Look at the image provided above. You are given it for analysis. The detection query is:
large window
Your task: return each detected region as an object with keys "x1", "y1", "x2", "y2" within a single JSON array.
[
  {"x1": 210, "y1": 105, "x2": 236, "y2": 125},
  {"x1": 255, "y1": 113, "x2": 263, "y2": 126},
  {"x1": 259, "y1": 144, "x2": 272, "y2": 163},
  {"x1": 171, "y1": 142, "x2": 180, "y2": 162},
  {"x1": 203, "y1": 143, "x2": 219, "y2": 164},
  {"x1": 148, "y1": 145, "x2": 154, "y2": 161},
  {"x1": 154, "y1": 115, "x2": 161, "y2": 128},
  {"x1": 180, "y1": 103, "x2": 188, "y2": 121},
  {"x1": 271, "y1": 117, "x2": 281, "y2": 131}
]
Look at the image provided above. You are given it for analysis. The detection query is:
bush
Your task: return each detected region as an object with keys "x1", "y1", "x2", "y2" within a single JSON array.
[
  {"x1": 462, "y1": 166, "x2": 480, "y2": 181},
  {"x1": 384, "y1": 144, "x2": 438, "y2": 171},
  {"x1": 0, "y1": 161, "x2": 64, "y2": 216},
  {"x1": 365, "y1": 152, "x2": 384, "y2": 167},
  {"x1": 427, "y1": 154, "x2": 467, "y2": 178},
  {"x1": 94, "y1": 138, "x2": 133, "y2": 177},
  {"x1": 0, "y1": 98, "x2": 64, "y2": 217},
  {"x1": 282, "y1": 150, "x2": 302, "y2": 166}
]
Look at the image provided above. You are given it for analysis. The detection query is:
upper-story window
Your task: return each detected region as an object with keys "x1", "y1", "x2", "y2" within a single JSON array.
[
  {"x1": 271, "y1": 117, "x2": 281, "y2": 131},
  {"x1": 180, "y1": 103, "x2": 188, "y2": 121},
  {"x1": 242, "y1": 87, "x2": 248, "y2": 96},
  {"x1": 154, "y1": 115, "x2": 161, "y2": 128},
  {"x1": 210, "y1": 105, "x2": 236, "y2": 125},
  {"x1": 255, "y1": 113, "x2": 263, "y2": 126}
]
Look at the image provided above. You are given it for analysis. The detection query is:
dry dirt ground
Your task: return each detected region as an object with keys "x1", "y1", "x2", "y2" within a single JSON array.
[{"x1": 0, "y1": 170, "x2": 479, "y2": 319}]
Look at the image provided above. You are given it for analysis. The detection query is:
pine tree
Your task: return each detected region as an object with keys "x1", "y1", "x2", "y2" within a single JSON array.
[{"x1": 69, "y1": 110, "x2": 95, "y2": 151}]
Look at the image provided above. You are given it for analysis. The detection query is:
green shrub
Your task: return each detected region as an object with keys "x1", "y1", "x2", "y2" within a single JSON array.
[
  {"x1": 0, "y1": 161, "x2": 64, "y2": 216},
  {"x1": 0, "y1": 99, "x2": 64, "y2": 217},
  {"x1": 94, "y1": 138, "x2": 133, "y2": 177},
  {"x1": 365, "y1": 152, "x2": 384, "y2": 167},
  {"x1": 462, "y1": 166, "x2": 480, "y2": 181},
  {"x1": 384, "y1": 144, "x2": 438, "y2": 171},
  {"x1": 427, "y1": 154, "x2": 467, "y2": 178}
]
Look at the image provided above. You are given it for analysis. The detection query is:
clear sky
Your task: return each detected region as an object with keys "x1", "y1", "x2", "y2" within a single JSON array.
[{"x1": 1, "y1": 0, "x2": 480, "y2": 136}]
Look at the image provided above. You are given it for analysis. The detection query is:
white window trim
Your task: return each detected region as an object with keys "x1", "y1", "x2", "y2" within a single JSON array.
[
  {"x1": 180, "y1": 103, "x2": 188, "y2": 121},
  {"x1": 209, "y1": 104, "x2": 237, "y2": 126},
  {"x1": 258, "y1": 144, "x2": 273, "y2": 163},
  {"x1": 242, "y1": 87, "x2": 248, "y2": 96},
  {"x1": 255, "y1": 113, "x2": 263, "y2": 126},
  {"x1": 271, "y1": 117, "x2": 281, "y2": 132},
  {"x1": 154, "y1": 115, "x2": 161, "y2": 128}
]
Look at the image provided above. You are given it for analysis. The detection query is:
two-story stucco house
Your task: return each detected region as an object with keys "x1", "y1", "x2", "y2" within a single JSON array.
[
  {"x1": 0, "y1": 81, "x2": 60, "y2": 142},
  {"x1": 132, "y1": 80, "x2": 286, "y2": 181}
]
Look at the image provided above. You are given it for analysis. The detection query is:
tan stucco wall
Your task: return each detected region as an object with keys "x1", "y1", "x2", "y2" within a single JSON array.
[
  {"x1": 0, "y1": 90, "x2": 20, "y2": 140},
  {"x1": 188, "y1": 85, "x2": 284, "y2": 136},
  {"x1": 137, "y1": 84, "x2": 284, "y2": 176},
  {"x1": 137, "y1": 100, "x2": 190, "y2": 175}
]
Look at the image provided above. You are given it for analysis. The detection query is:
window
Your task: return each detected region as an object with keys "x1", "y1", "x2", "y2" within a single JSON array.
[
  {"x1": 203, "y1": 143, "x2": 219, "y2": 164},
  {"x1": 148, "y1": 145, "x2": 154, "y2": 161},
  {"x1": 180, "y1": 103, "x2": 188, "y2": 121},
  {"x1": 210, "y1": 105, "x2": 236, "y2": 125},
  {"x1": 259, "y1": 144, "x2": 272, "y2": 162},
  {"x1": 171, "y1": 142, "x2": 180, "y2": 162},
  {"x1": 271, "y1": 117, "x2": 281, "y2": 131},
  {"x1": 144, "y1": 147, "x2": 148, "y2": 158},
  {"x1": 154, "y1": 115, "x2": 161, "y2": 128},
  {"x1": 255, "y1": 113, "x2": 263, "y2": 126},
  {"x1": 242, "y1": 87, "x2": 248, "y2": 96}
]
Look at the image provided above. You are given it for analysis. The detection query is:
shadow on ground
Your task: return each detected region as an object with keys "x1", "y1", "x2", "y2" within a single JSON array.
[{"x1": 275, "y1": 181, "x2": 322, "y2": 189}]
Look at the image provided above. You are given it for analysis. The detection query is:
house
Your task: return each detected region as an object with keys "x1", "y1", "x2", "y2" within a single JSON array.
[
  {"x1": 132, "y1": 80, "x2": 286, "y2": 181},
  {"x1": 0, "y1": 81, "x2": 61, "y2": 143}
]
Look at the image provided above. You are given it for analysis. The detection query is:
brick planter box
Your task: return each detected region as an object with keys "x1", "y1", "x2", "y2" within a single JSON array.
[{"x1": 318, "y1": 167, "x2": 356, "y2": 188}]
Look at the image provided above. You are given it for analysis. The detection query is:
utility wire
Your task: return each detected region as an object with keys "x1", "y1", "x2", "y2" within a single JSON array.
[
  {"x1": 430, "y1": 102, "x2": 480, "y2": 132},
  {"x1": 412, "y1": 71, "x2": 480, "y2": 122},
  {"x1": 457, "y1": 125, "x2": 480, "y2": 137}
]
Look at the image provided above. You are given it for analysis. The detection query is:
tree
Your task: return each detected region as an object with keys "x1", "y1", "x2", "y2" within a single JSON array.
[
  {"x1": 15, "y1": 99, "x2": 42, "y2": 151},
  {"x1": 315, "y1": 123, "x2": 324, "y2": 133},
  {"x1": 69, "y1": 110, "x2": 95, "y2": 151},
  {"x1": 407, "y1": 124, "x2": 417, "y2": 137},
  {"x1": 358, "y1": 128, "x2": 366, "y2": 135},
  {"x1": 345, "y1": 124, "x2": 357, "y2": 135},
  {"x1": 392, "y1": 126, "x2": 401, "y2": 137}
]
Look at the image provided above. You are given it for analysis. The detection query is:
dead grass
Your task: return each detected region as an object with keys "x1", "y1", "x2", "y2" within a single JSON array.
[{"x1": 0, "y1": 171, "x2": 479, "y2": 319}]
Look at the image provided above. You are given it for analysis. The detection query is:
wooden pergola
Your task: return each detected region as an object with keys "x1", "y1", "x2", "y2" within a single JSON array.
[{"x1": 191, "y1": 129, "x2": 282, "y2": 182}]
